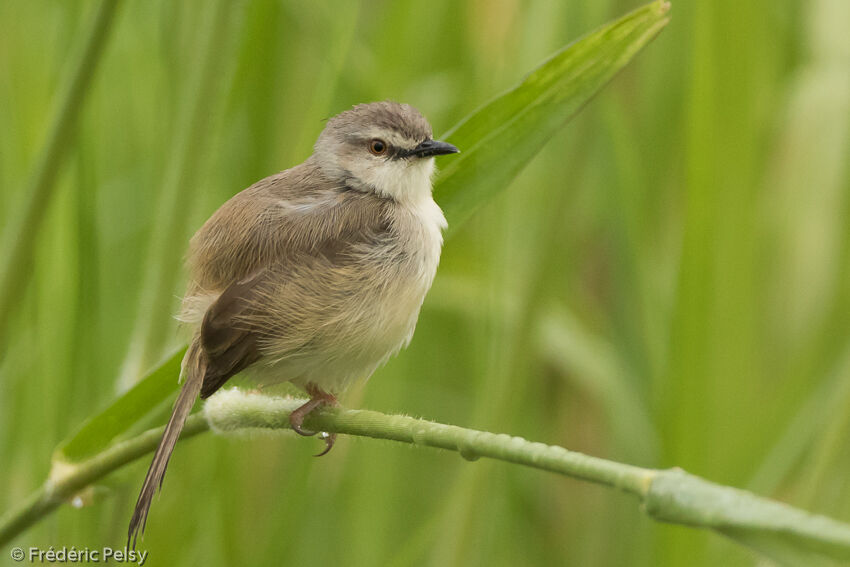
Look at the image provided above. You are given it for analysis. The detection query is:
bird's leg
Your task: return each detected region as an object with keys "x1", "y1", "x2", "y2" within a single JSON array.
[
  {"x1": 288, "y1": 398, "x2": 322, "y2": 437},
  {"x1": 289, "y1": 384, "x2": 338, "y2": 456}
]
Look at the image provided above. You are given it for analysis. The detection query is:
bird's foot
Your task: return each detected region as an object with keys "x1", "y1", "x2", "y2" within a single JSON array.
[
  {"x1": 289, "y1": 398, "x2": 322, "y2": 437},
  {"x1": 289, "y1": 385, "x2": 338, "y2": 456}
]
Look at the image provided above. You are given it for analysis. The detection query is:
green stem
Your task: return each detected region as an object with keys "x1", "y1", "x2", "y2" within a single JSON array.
[
  {"x1": 209, "y1": 394, "x2": 655, "y2": 496},
  {"x1": 0, "y1": 0, "x2": 120, "y2": 352},
  {"x1": 0, "y1": 415, "x2": 208, "y2": 546},
  {"x1": 2, "y1": 390, "x2": 850, "y2": 565}
]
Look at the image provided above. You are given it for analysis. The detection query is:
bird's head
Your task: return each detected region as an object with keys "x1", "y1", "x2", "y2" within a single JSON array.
[{"x1": 314, "y1": 101, "x2": 459, "y2": 202}]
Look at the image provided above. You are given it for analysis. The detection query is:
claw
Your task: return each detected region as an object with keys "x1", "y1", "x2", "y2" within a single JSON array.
[{"x1": 314, "y1": 432, "x2": 337, "y2": 457}]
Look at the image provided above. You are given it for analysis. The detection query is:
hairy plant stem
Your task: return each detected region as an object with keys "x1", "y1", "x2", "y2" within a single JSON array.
[{"x1": 3, "y1": 390, "x2": 850, "y2": 564}]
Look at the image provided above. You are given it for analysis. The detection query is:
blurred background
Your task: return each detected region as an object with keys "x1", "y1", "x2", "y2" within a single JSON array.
[{"x1": 1, "y1": 0, "x2": 849, "y2": 565}]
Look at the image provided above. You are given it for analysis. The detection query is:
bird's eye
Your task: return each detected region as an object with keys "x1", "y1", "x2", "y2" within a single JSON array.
[{"x1": 369, "y1": 139, "x2": 388, "y2": 156}]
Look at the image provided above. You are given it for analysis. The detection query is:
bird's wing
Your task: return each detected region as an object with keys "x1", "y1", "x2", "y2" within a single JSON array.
[
  {"x1": 190, "y1": 176, "x2": 393, "y2": 398},
  {"x1": 186, "y1": 165, "x2": 391, "y2": 290},
  {"x1": 199, "y1": 270, "x2": 265, "y2": 398}
]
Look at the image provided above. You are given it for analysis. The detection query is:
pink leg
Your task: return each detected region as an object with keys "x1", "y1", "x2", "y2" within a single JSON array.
[{"x1": 288, "y1": 384, "x2": 338, "y2": 456}]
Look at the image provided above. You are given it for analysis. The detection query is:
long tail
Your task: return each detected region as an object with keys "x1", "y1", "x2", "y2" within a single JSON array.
[{"x1": 128, "y1": 339, "x2": 205, "y2": 548}]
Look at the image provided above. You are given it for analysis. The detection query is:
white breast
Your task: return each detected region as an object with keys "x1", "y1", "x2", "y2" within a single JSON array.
[
  {"x1": 363, "y1": 194, "x2": 446, "y2": 355},
  {"x1": 288, "y1": 194, "x2": 446, "y2": 393},
  {"x1": 402, "y1": 194, "x2": 447, "y2": 278}
]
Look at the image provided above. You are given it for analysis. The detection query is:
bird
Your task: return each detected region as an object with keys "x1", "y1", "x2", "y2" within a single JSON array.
[{"x1": 128, "y1": 101, "x2": 459, "y2": 546}]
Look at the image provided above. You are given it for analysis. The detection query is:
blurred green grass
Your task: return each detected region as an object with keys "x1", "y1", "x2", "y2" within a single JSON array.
[{"x1": 1, "y1": 1, "x2": 849, "y2": 566}]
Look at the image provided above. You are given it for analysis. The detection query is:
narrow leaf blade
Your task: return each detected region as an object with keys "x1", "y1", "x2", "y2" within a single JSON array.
[
  {"x1": 435, "y1": 0, "x2": 671, "y2": 235},
  {"x1": 54, "y1": 347, "x2": 185, "y2": 463}
]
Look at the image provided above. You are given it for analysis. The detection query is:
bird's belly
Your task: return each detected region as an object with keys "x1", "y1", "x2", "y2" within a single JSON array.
[
  {"x1": 248, "y1": 199, "x2": 444, "y2": 394},
  {"x1": 256, "y1": 255, "x2": 437, "y2": 394}
]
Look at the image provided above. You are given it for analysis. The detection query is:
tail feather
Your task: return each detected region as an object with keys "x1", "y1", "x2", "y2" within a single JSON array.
[{"x1": 128, "y1": 340, "x2": 205, "y2": 549}]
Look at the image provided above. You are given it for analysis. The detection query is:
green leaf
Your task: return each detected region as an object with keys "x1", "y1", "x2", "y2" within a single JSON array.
[
  {"x1": 435, "y1": 0, "x2": 670, "y2": 236},
  {"x1": 53, "y1": 347, "x2": 185, "y2": 464},
  {"x1": 52, "y1": 0, "x2": 670, "y2": 468}
]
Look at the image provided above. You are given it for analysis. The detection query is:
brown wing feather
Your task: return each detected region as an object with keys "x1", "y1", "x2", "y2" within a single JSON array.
[
  {"x1": 199, "y1": 272, "x2": 265, "y2": 399},
  {"x1": 186, "y1": 162, "x2": 392, "y2": 291}
]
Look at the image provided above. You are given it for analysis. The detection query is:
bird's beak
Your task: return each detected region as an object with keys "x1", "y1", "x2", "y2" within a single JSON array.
[{"x1": 411, "y1": 139, "x2": 460, "y2": 158}]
